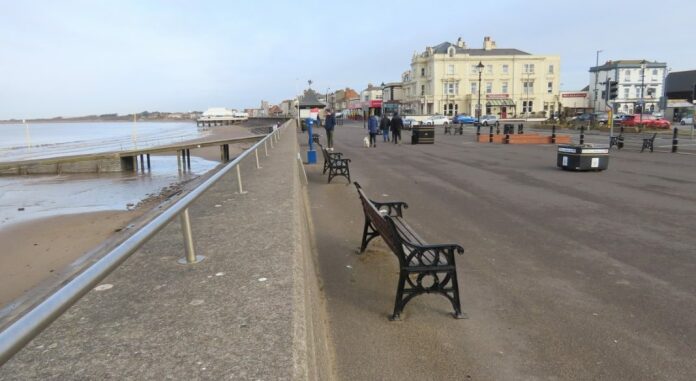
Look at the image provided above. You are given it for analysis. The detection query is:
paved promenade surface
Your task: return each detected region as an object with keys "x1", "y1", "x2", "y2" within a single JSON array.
[
  {"x1": 303, "y1": 121, "x2": 696, "y2": 380},
  {"x1": 1, "y1": 124, "x2": 334, "y2": 380}
]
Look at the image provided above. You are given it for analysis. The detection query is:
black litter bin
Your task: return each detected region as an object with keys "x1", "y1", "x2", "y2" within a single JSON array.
[
  {"x1": 557, "y1": 144, "x2": 609, "y2": 171},
  {"x1": 412, "y1": 125, "x2": 435, "y2": 144}
]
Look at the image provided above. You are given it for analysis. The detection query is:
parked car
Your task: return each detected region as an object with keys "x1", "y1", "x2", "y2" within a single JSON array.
[
  {"x1": 423, "y1": 115, "x2": 450, "y2": 126},
  {"x1": 595, "y1": 112, "x2": 610, "y2": 124},
  {"x1": 620, "y1": 115, "x2": 671, "y2": 129},
  {"x1": 680, "y1": 116, "x2": 693, "y2": 125},
  {"x1": 452, "y1": 114, "x2": 476, "y2": 124},
  {"x1": 571, "y1": 113, "x2": 593, "y2": 122},
  {"x1": 402, "y1": 116, "x2": 416, "y2": 129},
  {"x1": 480, "y1": 115, "x2": 499, "y2": 126}
]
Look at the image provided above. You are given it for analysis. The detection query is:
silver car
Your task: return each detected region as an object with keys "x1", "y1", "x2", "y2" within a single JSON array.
[
  {"x1": 480, "y1": 115, "x2": 499, "y2": 126},
  {"x1": 680, "y1": 116, "x2": 693, "y2": 125}
]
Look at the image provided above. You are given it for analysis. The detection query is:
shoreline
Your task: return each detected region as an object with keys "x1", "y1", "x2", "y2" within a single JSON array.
[{"x1": 0, "y1": 123, "x2": 263, "y2": 308}]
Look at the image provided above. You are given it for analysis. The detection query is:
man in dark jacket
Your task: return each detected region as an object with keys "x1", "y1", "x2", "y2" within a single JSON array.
[
  {"x1": 390, "y1": 112, "x2": 403, "y2": 144},
  {"x1": 379, "y1": 114, "x2": 391, "y2": 142},
  {"x1": 324, "y1": 109, "x2": 336, "y2": 150}
]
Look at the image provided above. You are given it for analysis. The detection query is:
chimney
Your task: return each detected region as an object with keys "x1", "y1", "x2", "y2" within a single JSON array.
[
  {"x1": 456, "y1": 37, "x2": 466, "y2": 48},
  {"x1": 483, "y1": 36, "x2": 496, "y2": 51}
]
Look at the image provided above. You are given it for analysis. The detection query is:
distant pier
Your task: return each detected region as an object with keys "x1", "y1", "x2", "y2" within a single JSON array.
[{"x1": 0, "y1": 135, "x2": 264, "y2": 176}]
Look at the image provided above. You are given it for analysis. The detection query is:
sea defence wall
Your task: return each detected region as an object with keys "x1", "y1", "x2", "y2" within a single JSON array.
[{"x1": 0, "y1": 122, "x2": 335, "y2": 380}]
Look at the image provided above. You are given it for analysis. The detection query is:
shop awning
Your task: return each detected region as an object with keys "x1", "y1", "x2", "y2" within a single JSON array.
[
  {"x1": 486, "y1": 99, "x2": 516, "y2": 107},
  {"x1": 667, "y1": 100, "x2": 694, "y2": 108}
]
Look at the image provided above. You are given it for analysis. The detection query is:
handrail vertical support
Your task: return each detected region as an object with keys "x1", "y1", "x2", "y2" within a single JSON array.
[
  {"x1": 255, "y1": 148, "x2": 261, "y2": 169},
  {"x1": 177, "y1": 208, "x2": 205, "y2": 264},
  {"x1": 236, "y1": 165, "x2": 248, "y2": 194},
  {"x1": 264, "y1": 140, "x2": 268, "y2": 157}
]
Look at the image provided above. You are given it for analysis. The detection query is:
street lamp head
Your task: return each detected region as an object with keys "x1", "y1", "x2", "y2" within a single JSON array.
[{"x1": 476, "y1": 61, "x2": 484, "y2": 73}]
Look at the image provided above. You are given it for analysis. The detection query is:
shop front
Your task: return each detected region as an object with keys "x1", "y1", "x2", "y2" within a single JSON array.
[{"x1": 485, "y1": 94, "x2": 516, "y2": 119}]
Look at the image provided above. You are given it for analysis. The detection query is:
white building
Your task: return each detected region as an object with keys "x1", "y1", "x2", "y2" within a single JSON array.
[{"x1": 589, "y1": 60, "x2": 667, "y2": 115}]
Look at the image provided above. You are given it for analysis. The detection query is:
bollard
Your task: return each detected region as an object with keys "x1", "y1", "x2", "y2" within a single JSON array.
[
  {"x1": 580, "y1": 125, "x2": 585, "y2": 145},
  {"x1": 476, "y1": 123, "x2": 481, "y2": 137},
  {"x1": 672, "y1": 127, "x2": 679, "y2": 153},
  {"x1": 551, "y1": 125, "x2": 556, "y2": 144},
  {"x1": 489, "y1": 125, "x2": 494, "y2": 143},
  {"x1": 177, "y1": 208, "x2": 205, "y2": 264},
  {"x1": 496, "y1": 124, "x2": 500, "y2": 135},
  {"x1": 505, "y1": 133, "x2": 510, "y2": 144},
  {"x1": 518, "y1": 123, "x2": 524, "y2": 134}
]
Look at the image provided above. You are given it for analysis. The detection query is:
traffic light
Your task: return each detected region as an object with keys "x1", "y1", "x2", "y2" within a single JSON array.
[{"x1": 609, "y1": 81, "x2": 619, "y2": 100}]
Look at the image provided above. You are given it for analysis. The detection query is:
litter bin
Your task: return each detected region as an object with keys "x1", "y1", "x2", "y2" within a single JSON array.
[
  {"x1": 411, "y1": 125, "x2": 435, "y2": 144},
  {"x1": 557, "y1": 144, "x2": 609, "y2": 171}
]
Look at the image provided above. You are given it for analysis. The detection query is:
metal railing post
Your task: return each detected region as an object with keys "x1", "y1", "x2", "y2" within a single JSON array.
[
  {"x1": 270, "y1": 135, "x2": 274, "y2": 148},
  {"x1": 236, "y1": 164, "x2": 247, "y2": 194},
  {"x1": 177, "y1": 208, "x2": 205, "y2": 264},
  {"x1": 264, "y1": 140, "x2": 268, "y2": 157},
  {"x1": 255, "y1": 148, "x2": 261, "y2": 169},
  {"x1": 672, "y1": 127, "x2": 679, "y2": 153}
]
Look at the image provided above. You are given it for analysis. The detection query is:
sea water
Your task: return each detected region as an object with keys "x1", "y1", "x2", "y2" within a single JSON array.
[{"x1": 0, "y1": 122, "x2": 219, "y2": 228}]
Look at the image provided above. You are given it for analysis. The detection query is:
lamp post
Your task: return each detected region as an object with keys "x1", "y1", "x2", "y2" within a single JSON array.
[
  {"x1": 476, "y1": 61, "x2": 484, "y2": 124},
  {"x1": 326, "y1": 87, "x2": 331, "y2": 111},
  {"x1": 594, "y1": 50, "x2": 603, "y2": 113},
  {"x1": 380, "y1": 82, "x2": 385, "y2": 117},
  {"x1": 640, "y1": 60, "x2": 647, "y2": 125}
]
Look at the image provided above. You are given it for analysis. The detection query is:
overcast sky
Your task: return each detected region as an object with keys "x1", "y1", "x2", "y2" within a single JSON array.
[{"x1": 2, "y1": 0, "x2": 694, "y2": 119}]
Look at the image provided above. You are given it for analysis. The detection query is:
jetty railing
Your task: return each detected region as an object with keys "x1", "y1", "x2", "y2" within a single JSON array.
[{"x1": 0, "y1": 122, "x2": 287, "y2": 365}]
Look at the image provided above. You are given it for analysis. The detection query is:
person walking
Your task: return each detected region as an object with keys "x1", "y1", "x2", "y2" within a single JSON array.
[
  {"x1": 380, "y1": 114, "x2": 391, "y2": 142},
  {"x1": 391, "y1": 112, "x2": 404, "y2": 144},
  {"x1": 324, "y1": 109, "x2": 336, "y2": 150},
  {"x1": 368, "y1": 113, "x2": 379, "y2": 147}
]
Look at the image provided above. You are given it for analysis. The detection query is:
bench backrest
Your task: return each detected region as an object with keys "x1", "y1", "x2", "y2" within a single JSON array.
[
  {"x1": 319, "y1": 145, "x2": 331, "y2": 162},
  {"x1": 355, "y1": 186, "x2": 404, "y2": 259}
]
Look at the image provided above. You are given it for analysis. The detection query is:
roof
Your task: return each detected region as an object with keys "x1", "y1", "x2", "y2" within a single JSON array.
[
  {"x1": 590, "y1": 60, "x2": 667, "y2": 72},
  {"x1": 431, "y1": 41, "x2": 530, "y2": 56},
  {"x1": 665, "y1": 70, "x2": 696, "y2": 93},
  {"x1": 299, "y1": 89, "x2": 325, "y2": 108}
]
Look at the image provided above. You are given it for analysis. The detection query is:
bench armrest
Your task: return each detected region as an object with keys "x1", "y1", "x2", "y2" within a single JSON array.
[
  {"x1": 417, "y1": 243, "x2": 465, "y2": 255},
  {"x1": 372, "y1": 201, "x2": 408, "y2": 217}
]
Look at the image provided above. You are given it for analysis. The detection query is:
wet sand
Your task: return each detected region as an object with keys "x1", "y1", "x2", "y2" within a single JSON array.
[
  {"x1": 0, "y1": 211, "x2": 140, "y2": 306},
  {"x1": 0, "y1": 123, "x2": 270, "y2": 308}
]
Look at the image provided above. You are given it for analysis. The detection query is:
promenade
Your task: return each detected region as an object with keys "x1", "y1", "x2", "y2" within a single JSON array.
[
  {"x1": 303, "y1": 121, "x2": 696, "y2": 380},
  {"x1": 1, "y1": 123, "x2": 334, "y2": 380},
  {"x1": 2, "y1": 120, "x2": 696, "y2": 380}
]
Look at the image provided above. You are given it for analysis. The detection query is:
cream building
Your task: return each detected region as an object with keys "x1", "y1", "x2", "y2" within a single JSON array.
[{"x1": 402, "y1": 36, "x2": 561, "y2": 119}]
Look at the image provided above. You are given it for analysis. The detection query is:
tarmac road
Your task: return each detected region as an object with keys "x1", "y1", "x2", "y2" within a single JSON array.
[{"x1": 303, "y1": 121, "x2": 696, "y2": 380}]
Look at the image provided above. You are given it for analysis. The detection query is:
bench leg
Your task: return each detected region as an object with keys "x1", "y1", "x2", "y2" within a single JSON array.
[
  {"x1": 359, "y1": 217, "x2": 379, "y2": 253},
  {"x1": 389, "y1": 271, "x2": 408, "y2": 321},
  {"x1": 389, "y1": 269, "x2": 467, "y2": 320}
]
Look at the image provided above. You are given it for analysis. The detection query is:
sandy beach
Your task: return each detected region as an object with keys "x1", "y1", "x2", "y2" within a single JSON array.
[{"x1": 0, "y1": 122, "x2": 271, "y2": 308}]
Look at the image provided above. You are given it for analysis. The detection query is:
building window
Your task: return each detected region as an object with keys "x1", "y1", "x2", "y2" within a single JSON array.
[
  {"x1": 471, "y1": 65, "x2": 478, "y2": 74},
  {"x1": 524, "y1": 64, "x2": 535, "y2": 73},
  {"x1": 636, "y1": 87, "x2": 642, "y2": 98},
  {"x1": 502, "y1": 82, "x2": 508, "y2": 93},
  {"x1": 486, "y1": 65, "x2": 493, "y2": 74},
  {"x1": 625, "y1": 70, "x2": 631, "y2": 81},
  {"x1": 443, "y1": 82, "x2": 458, "y2": 95},
  {"x1": 624, "y1": 88, "x2": 629, "y2": 99},
  {"x1": 502, "y1": 64, "x2": 509, "y2": 74},
  {"x1": 448, "y1": 47, "x2": 455, "y2": 57},
  {"x1": 523, "y1": 81, "x2": 534, "y2": 93},
  {"x1": 486, "y1": 82, "x2": 492, "y2": 94},
  {"x1": 471, "y1": 82, "x2": 477, "y2": 94},
  {"x1": 652, "y1": 69, "x2": 658, "y2": 76},
  {"x1": 421, "y1": 68, "x2": 425, "y2": 77},
  {"x1": 522, "y1": 101, "x2": 534, "y2": 113},
  {"x1": 421, "y1": 85, "x2": 425, "y2": 96},
  {"x1": 547, "y1": 81, "x2": 553, "y2": 94},
  {"x1": 548, "y1": 64, "x2": 554, "y2": 74},
  {"x1": 447, "y1": 64, "x2": 455, "y2": 75},
  {"x1": 647, "y1": 87, "x2": 655, "y2": 97}
]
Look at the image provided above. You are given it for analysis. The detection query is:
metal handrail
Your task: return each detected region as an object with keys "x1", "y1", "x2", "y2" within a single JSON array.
[{"x1": 0, "y1": 123, "x2": 287, "y2": 365}]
